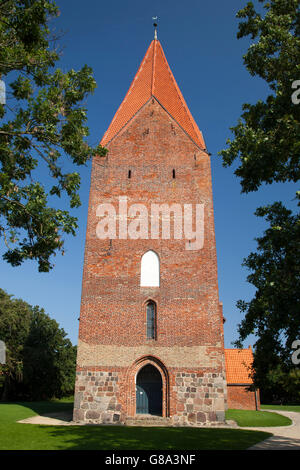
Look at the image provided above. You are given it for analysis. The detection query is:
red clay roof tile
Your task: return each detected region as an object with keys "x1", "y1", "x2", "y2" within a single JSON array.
[
  {"x1": 101, "y1": 40, "x2": 205, "y2": 149},
  {"x1": 225, "y1": 348, "x2": 254, "y2": 384}
]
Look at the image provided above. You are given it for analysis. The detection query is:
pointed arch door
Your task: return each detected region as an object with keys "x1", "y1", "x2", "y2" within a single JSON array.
[{"x1": 136, "y1": 364, "x2": 162, "y2": 415}]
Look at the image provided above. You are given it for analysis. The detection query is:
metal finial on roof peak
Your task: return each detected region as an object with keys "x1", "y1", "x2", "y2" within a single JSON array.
[{"x1": 152, "y1": 16, "x2": 158, "y2": 40}]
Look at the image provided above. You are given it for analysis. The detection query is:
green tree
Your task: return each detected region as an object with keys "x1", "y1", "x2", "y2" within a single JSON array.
[
  {"x1": 23, "y1": 306, "x2": 77, "y2": 399},
  {"x1": 220, "y1": 0, "x2": 300, "y2": 192},
  {"x1": 219, "y1": 0, "x2": 300, "y2": 401},
  {"x1": 266, "y1": 365, "x2": 300, "y2": 403},
  {"x1": 0, "y1": 288, "x2": 32, "y2": 399},
  {"x1": 236, "y1": 202, "x2": 300, "y2": 354},
  {"x1": 0, "y1": 0, "x2": 107, "y2": 272},
  {"x1": 235, "y1": 203, "x2": 300, "y2": 400},
  {"x1": 0, "y1": 288, "x2": 76, "y2": 400}
]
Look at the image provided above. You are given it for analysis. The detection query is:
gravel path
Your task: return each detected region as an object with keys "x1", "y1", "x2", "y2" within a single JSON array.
[
  {"x1": 247, "y1": 410, "x2": 300, "y2": 450},
  {"x1": 18, "y1": 411, "x2": 73, "y2": 426}
]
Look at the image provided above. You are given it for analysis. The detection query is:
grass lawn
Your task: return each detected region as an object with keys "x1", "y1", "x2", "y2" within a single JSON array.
[
  {"x1": 261, "y1": 404, "x2": 300, "y2": 413},
  {"x1": 225, "y1": 409, "x2": 292, "y2": 427},
  {"x1": 0, "y1": 401, "x2": 272, "y2": 450}
]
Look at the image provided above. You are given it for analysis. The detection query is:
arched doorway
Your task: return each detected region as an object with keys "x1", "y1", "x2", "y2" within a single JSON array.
[{"x1": 136, "y1": 364, "x2": 162, "y2": 415}]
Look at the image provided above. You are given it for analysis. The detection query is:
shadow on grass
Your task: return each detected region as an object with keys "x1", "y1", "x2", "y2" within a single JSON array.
[
  {"x1": 44, "y1": 425, "x2": 272, "y2": 451},
  {"x1": 0, "y1": 402, "x2": 272, "y2": 450},
  {"x1": 2, "y1": 400, "x2": 74, "y2": 420}
]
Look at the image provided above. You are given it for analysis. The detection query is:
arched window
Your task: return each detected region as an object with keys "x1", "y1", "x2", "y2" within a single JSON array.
[
  {"x1": 146, "y1": 301, "x2": 157, "y2": 340},
  {"x1": 140, "y1": 250, "x2": 160, "y2": 287},
  {"x1": 136, "y1": 364, "x2": 162, "y2": 414}
]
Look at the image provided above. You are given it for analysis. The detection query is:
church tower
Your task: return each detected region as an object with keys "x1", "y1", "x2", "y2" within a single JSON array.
[{"x1": 73, "y1": 35, "x2": 227, "y2": 425}]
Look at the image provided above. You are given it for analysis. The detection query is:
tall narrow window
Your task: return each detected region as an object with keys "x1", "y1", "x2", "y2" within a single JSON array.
[
  {"x1": 146, "y1": 301, "x2": 156, "y2": 339},
  {"x1": 172, "y1": 169, "x2": 176, "y2": 179},
  {"x1": 140, "y1": 250, "x2": 160, "y2": 287},
  {"x1": 128, "y1": 169, "x2": 131, "y2": 179}
]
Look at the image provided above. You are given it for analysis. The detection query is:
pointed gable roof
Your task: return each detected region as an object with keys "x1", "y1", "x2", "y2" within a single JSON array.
[{"x1": 101, "y1": 40, "x2": 205, "y2": 149}]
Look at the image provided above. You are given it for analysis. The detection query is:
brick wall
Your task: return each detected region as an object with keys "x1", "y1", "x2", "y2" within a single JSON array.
[{"x1": 227, "y1": 385, "x2": 260, "y2": 410}]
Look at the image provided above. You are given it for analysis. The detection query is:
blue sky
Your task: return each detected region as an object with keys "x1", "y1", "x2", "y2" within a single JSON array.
[{"x1": 0, "y1": 0, "x2": 297, "y2": 348}]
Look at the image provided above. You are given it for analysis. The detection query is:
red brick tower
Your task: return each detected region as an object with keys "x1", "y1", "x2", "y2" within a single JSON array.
[{"x1": 73, "y1": 36, "x2": 227, "y2": 425}]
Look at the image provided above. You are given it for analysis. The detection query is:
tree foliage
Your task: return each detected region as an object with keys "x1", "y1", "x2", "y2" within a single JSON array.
[
  {"x1": 0, "y1": 288, "x2": 76, "y2": 400},
  {"x1": 220, "y1": 0, "x2": 300, "y2": 401},
  {"x1": 236, "y1": 202, "x2": 300, "y2": 353},
  {"x1": 235, "y1": 202, "x2": 300, "y2": 401},
  {"x1": 0, "y1": 0, "x2": 107, "y2": 272},
  {"x1": 236, "y1": 202, "x2": 300, "y2": 402},
  {"x1": 220, "y1": 0, "x2": 300, "y2": 192}
]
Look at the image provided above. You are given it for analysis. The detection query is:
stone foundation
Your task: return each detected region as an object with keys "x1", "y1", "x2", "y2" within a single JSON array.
[
  {"x1": 172, "y1": 371, "x2": 225, "y2": 425},
  {"x1": 73, "y1": 368, "x2": 226, "y2": 425},
  {"x1": 73, "y1": 370, "x2": 124, "y2": 424}
]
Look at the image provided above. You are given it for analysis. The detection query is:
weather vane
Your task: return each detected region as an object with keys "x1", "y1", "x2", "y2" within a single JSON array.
[{"x1": 152, "y1": 16, "x2": 158, "y2": 40}]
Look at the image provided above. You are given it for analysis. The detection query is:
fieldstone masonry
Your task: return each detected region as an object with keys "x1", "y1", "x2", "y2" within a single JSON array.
[
  {"x1": 73, "y1": 368, "x2": 226, "y2": 425},
  {"x1": 73, "y1": 371, "x2": 122, "y2": 424},
  {"x1": 173, "y1": 372, "x2": 226, "y2": 425}
]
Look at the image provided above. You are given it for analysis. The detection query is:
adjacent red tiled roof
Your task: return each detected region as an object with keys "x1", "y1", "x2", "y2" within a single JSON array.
[
  {"x1": 225, "y1": 348, "x2": 254, "y2": 384},
  {"x1": 101, "y1": 39, "x2": 205, "y2": 149}
]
